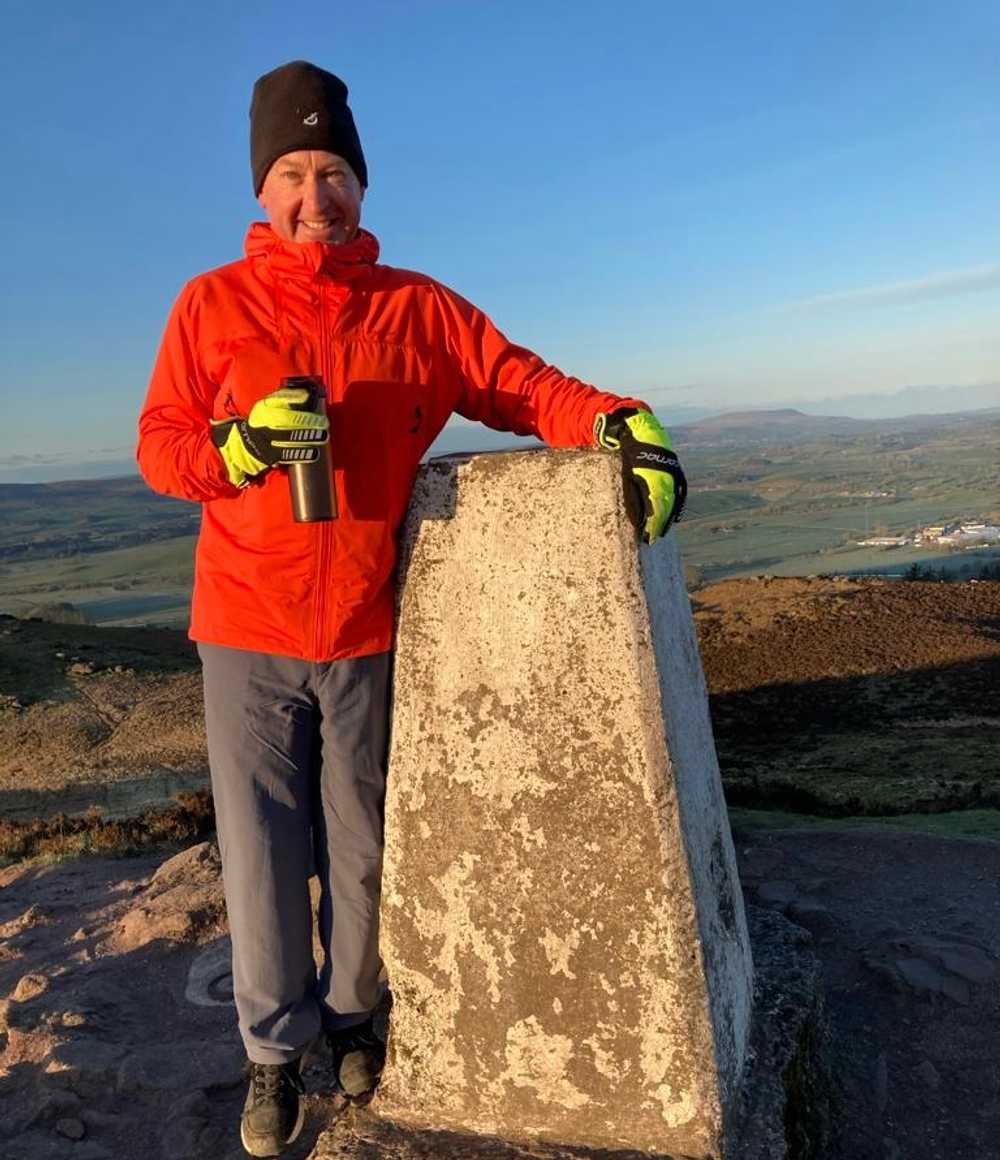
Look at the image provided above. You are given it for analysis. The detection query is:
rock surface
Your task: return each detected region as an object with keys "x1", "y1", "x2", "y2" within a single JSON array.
[
  {"x1": 2, "y1": 824, "x2": 999, "y2": 1157},
  {"x1": 737, "y1": 825, "x2": 1000, "y2": 1160},
  {"x1": 112, "y1": 840, "x2": 226, "y2": 951}
]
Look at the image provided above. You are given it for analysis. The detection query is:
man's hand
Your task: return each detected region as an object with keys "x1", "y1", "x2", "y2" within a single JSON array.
[
  {"x1": 595, "y1": 407, "x2": 687, "y2": 544},
  {"x1": 211, "y1": 386, "x2": 329, "y2": 488}
]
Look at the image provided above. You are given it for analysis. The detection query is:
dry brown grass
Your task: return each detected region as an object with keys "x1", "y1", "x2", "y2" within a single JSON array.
[{"x1": 0, "y1": 789, "x2": 214, "y2": 864}]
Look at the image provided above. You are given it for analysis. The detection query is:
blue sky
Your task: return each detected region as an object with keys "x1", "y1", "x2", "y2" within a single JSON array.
[{"x1": 2, "y1": 0, "x2": 999, "y2": 479}]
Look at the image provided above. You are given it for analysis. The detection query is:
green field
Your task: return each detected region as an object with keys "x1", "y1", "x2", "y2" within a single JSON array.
[
  {"x1": 1, "y1": 409, "x2": 997, "y2": 625},
  {"x1": 674, "y1": 413, "x2": 1000, "y2": 581},
  {"x1": 0, "y1": 534, "x2": 195, "y2": 627},
  {"x1": 0, "y1": 476, "x2": 198, "y2": 560}
]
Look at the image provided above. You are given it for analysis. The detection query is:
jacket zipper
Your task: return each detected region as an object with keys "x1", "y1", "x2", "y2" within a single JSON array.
[{"x1": 313, "y1": 282, "x2": 333, "y2": 658}]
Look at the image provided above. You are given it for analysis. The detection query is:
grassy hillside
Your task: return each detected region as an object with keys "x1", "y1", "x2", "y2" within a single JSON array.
[
  {"x1": 0, "y1": 476, "x2": 198, "y2": 562},
  {"x1": 1, "y1": 409, "x2": 997, "y2": 626},
  {"x1": 695, "y1": 576, "x2": 1000, "y2": 817},
  {"x1": 674, "y1": 408, "x2": 1000, "y2": 581},
  {"x1": 0, "y1": 535, "x2": 195, "y2": 627},
  {"x1": 3, "y1": 576, "x2": 998, "y2": 839}
]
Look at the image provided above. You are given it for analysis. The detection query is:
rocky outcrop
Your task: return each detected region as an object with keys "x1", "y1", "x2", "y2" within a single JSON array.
[{"x1": 112, "y1": 840, "x2": 226, "y2": 952}]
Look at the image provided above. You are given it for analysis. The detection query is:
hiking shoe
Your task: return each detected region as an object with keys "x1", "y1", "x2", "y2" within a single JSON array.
[
  {"x1": 327, "y1": 1018, "x2": 385, "y2": 1100},
  {"x1": 240, "y1": 1058, "x2": 305, "y2": 1157}
]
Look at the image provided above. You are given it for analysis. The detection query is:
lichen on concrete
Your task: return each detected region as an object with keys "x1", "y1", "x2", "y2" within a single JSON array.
[
  {"x1": 328, "y1": 905, "x2": 830, "y2": 1160},
  {"x1": 379, "y1": 449, "x2": 754, "y2": 1156}
]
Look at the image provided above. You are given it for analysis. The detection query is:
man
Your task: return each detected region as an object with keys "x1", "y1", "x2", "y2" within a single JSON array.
[{"x1": 137, "y1": 60, "x2": 686, "y2": 1158}]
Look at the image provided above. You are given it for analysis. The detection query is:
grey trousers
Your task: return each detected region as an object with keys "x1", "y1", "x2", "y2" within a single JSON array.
[{"x1": 198, "y1": 643, "x2": 390, "y2": 1065}]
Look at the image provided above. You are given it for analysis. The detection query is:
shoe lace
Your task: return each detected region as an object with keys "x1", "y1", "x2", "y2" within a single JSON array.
[{"x1": 251, "y1": 1063, "x2": 304, "y2": 1101}]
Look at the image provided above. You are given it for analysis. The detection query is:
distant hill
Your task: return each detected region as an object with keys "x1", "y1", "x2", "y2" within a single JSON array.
[
  {"x1": 674, "y1": 408, "x2": 871, "y2": 444},
  {"x1": 0, "y1": 476, "x2": 198, "y2": 563},
  {"x1": 425, "y1": 423, "x2": 542, "y2": 459},
  {"x1": 673, "y1": 405, "x2": 1000, "y2": 446},
  {"x1": 8, "y1": 388, "x2": 997, "y2": 485},
  {"x1": 797, "y1": 382, "x2": 1000, "y2": 420},
  {"x1": 1, "y1": 405, "x2": 996, "y2": 626},
  {"x1": 0, "y1": 457, "x2": 141, "y2": 485}
]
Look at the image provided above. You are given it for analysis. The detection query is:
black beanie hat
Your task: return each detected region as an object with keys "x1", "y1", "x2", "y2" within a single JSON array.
[{"x1": 250, "y1": 61, "x2": 368, "y2": 195}]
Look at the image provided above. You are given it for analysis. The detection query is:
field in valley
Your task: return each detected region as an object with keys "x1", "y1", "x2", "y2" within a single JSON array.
[
  {"x1": 673, "y1": 407, "x2": 1000, "y2": 582},
  {"x1": 0, "y1": 407, "x2": 997, "y2": 628}
]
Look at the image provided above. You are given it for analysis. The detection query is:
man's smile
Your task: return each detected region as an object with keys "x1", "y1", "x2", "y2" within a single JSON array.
[{"x1": 258, "y1": 150, "x2": 365, "y2": 245}]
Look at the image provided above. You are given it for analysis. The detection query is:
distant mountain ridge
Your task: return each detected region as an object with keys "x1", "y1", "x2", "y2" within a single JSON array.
[
  {"x1": 672, "y1": 404, "x2": 1000, "y2": 444},
  {"x1": 677, "y1": 407, "x2": 867, "y2": 430},
  {"x1": 797, "y1": 381, "x2": 1000, "y2": 420},
  {"x1": 3, "y1": 387, "x2": 999, "y2": 483}
]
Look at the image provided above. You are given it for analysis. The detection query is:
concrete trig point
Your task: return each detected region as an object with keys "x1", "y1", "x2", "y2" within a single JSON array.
[{"x1": 378, "y1": 448, "x2": 754, "y2": 1158}]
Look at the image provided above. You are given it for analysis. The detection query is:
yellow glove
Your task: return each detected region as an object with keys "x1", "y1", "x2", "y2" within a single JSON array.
[
  {"x1": 211, "y1": 386, "x2": 329, "y2": 488},
  {"x1": 595, "y1": 408, "x2": 687, "y2": 543}
]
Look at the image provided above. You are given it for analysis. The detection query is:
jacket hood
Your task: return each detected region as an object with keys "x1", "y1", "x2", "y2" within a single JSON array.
[{"x1": 245, "y1": 221, "x2": 380, "y2": 280}]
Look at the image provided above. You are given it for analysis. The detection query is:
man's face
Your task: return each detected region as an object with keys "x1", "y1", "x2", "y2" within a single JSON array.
[{"x1": 258, "y1": 150, "x2": 364, "y2": 245}]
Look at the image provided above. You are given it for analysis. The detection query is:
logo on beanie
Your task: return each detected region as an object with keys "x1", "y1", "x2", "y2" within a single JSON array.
[{"x1": 303, "y1": 112, "x2": 319, "y2": 126}]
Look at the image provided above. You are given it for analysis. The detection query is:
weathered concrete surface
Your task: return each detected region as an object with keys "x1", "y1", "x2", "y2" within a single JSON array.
[
  {"x1": 378, "y1": 449, "x2": 753, "y2": 1157},
  {"x1": 320, "y1": 908, "x2": 829, "y2": 1160}
]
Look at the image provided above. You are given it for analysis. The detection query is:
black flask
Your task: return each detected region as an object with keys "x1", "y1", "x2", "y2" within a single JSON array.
[{"x1": 283, "y1": 376, "x2": 337, "y2": 522}]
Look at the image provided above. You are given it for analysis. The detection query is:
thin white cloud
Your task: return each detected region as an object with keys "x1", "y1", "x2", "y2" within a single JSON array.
[
  {"x1": 0, "y1": 446, "x2": 135, "y2": 468},
  {"x1": 0, "y1": 452, "x2": 68, "y2": 467},
  {"x1": 787, "y1": 263, "x2": 1000, "y2": 312}
]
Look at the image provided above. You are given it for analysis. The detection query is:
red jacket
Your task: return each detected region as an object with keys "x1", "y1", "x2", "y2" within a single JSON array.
[{"x1": 137, "y1": 223, "x2": 647, "y2": 661}]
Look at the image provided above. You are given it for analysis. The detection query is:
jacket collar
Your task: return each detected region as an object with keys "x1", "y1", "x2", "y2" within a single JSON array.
[{"x1": 244, "y1": 221, "x2": 380, "y2": 281}]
